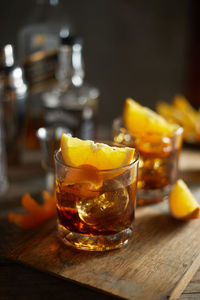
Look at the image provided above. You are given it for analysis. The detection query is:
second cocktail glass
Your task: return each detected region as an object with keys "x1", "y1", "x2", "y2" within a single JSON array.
[{"x1": 113, "y1": 117, "x2": 183, "y2": 205}]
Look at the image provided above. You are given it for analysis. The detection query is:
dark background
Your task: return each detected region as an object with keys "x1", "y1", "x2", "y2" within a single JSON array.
[
  {"x1": 0, "y1": 0, "x2": 199, "y2": 128},
  {"x1": 0, "y1": 2, "x2": 200, "y2": 299}
]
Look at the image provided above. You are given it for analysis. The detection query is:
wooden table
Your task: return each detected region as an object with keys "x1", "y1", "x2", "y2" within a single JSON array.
[{"x1": 0, "y1": 148, "x2": 200, "y2": 300}]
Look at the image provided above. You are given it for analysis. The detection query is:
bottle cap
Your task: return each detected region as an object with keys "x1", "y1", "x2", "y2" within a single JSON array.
[{"x1": 59, "y1": 28, "x2": 82, "y2": 46}]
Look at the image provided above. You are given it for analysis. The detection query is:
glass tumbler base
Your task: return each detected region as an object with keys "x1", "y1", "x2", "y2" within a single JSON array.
[{"x1": 57, "y1": 223, "x2": 133, "y2": 251}]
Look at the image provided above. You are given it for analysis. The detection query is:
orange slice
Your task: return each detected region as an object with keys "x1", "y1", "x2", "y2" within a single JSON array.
[
  {"x1": 123, "y1": 98, "x2": 177, "y2": 136},
  {"x1": 173, "y1": 95, "x2": 197, "y2": 114},
  {"x1": 61, "y1": 134, "x2": 135, "y2": 170},
  {"x1": 156, "y1": 95, "x2": 200, "y2": 143},
  {"x1": 156, "y1": 101, "x2": 177, "y2": 122},
  {"x1": 169, "y1": 179, "x2": 200, "y2": 220}
]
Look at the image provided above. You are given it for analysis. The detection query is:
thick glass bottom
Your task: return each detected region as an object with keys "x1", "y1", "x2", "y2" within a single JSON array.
[
  {"x1": 57, "y1": 222, "x2": 133, "y2": 251},
  {"x1": 137, "y1": 185, "x2": 172, "y2": 205}
]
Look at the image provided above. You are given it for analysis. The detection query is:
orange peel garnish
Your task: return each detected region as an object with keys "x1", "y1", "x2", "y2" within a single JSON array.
[
  {"x1": 61, "y1": 164, "x2": 101, "y2": 198},
  {"x1": 61, "y1": 184, "x2": 100, "y2": 198},
  {"x1": 63, "y1": 164, "x2": 102, "y2": 189},
  {"x1": 8, "y1": 190, "x2": 57, "y2": 229}
]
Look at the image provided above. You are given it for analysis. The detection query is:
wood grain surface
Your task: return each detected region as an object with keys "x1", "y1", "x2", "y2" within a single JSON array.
[
  {"x1": 2, "y1": 187, "x2": 200, "y2": 300},
  {"x1": 0, "y1": 149, "x2": 200, "y2": 300}
]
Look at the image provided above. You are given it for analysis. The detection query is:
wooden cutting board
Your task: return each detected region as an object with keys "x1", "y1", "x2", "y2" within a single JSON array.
[
  {"x1": 2, "y1": 149, "x2": 200, "y2": 300},
  {"x1": 3, "y1": 185, "x2": 200, "y2": 300}
]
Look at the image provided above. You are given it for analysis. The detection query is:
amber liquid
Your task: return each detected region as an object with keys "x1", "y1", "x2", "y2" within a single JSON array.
[
  {"x1": 137, "y1": 147, "x2": 178, "y2": 190},
  {"x1": 114, "y1": 131, "x2": 180, "y2": 190},
  {"x1": 114, "y1": 128, "x2": 182, "y2": 205},
  {"x1": 56, "y1": 181, "x2": 136, "y2": 236}
]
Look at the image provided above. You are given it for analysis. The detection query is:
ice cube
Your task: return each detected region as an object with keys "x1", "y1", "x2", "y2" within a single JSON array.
[{"x1": 76, "y1": 188, "x2": 130, "y2": 231}]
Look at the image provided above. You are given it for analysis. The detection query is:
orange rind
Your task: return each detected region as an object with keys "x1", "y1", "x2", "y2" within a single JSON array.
[
  {"x1": 169, "y1": 179, "x2": 200, "y2": 220},
  {"x1": 8, "y1": 190, "x2": 57, "y2": 229},
  {"x1": 61, "y1": 164, "x2": 102, "y2": 198},
  {"x1": 61, "y1": 183, "x2": 100, "y2": 198},
  {"x1": 63, "y1": 164, "x2": 102, "y2": 189}
]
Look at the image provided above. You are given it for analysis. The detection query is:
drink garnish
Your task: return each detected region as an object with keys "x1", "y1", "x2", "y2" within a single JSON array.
[
  {"x1": 156, "y1": 95, "x2": 200, "y2": 143},
  {"x1": 123, "y1": 98, "x2": 177, "y2": 136},
  {"x1": 169, "y1": 179, "x2": 200, "y2": 220},
  {"x1": 61, "y1": 134, "x2": 135, "y2": 170}
]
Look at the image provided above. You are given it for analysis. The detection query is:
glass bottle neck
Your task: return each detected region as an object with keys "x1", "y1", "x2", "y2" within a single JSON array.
[
  {"x1": 0, "y1": 44, "x2": 14, "y2": 68},
  {"x1": 56, "y1": 45, "x2": 74, "y2": 90},
  {"x1": 56, "y1": 44, "x2": 84, "y2": 90}
]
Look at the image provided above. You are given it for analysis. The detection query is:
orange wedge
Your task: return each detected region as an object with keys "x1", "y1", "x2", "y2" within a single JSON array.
[
  {"x1": 156, "y1": 101, "x2": 177, "y2": 122},
  {"x1": 123, "y1": 98, "x2": 177, "y2": 136},
  {"x1": 169, "y1": 179, "x2": 200, "y2": 220},
  {"x1": 61, "y1": 134, "x2": 135, "y2": 170},
  {"x1": 156, "y1": 95, "x2": 200, "y2": 143},
  {"x1": 173, "y1": 95, "x2": 197, "y2": 114}
]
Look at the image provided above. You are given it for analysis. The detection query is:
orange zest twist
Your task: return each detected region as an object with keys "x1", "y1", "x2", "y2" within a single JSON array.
[
  {"x1": 61, "y1": 164, "x2": 102, "y2": 198},
  {"x1": 8, "y1": 189, "x2": 57, "y2": 229}
]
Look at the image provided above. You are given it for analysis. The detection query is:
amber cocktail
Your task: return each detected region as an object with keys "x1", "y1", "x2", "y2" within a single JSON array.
[
  {"x1": 113, "y1": 117, "x2": 183, "y2": 204},
  {"x1": 54, "y1": 145, "x2": 139, "y2": 251}
]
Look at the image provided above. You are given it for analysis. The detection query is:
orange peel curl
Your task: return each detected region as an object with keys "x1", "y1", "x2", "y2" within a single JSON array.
[{"x1": 8, "y1": 190, "x2": 57, "y2": 229}]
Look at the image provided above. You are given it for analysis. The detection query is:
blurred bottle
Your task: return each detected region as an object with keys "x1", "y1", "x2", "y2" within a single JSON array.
[
  {"x1": 0, "y1": 44, "x2": 28, "y2": 165},
  {"x1": 18, "y1": 0, "x2": 72, "y2": 94},
  {"x1": 42, "y1": 30, "x2": 99, "y2": 140},
  {"x1": 18, "y1": 0, "x2": 72, "y2": 157},
  {"x1": 0, "y1": 80, "x2": 8, "y2": 195}
]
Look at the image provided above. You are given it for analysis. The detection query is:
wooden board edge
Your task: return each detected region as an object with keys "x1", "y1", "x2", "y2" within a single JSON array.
[
  {"x1": 169, "y1": 251, "x2": 200, "y2": 300},
  {"x1": 3, "y1": 256, "x2": 124, "y2": 300}
]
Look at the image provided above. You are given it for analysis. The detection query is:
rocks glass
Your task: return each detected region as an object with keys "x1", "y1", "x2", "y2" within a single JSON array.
[
  {"x1": 113, "y1": 118, "x2": 183, "y2": 205},
  {"x1": 54, "y1": 144, "x2": 139, "y2": 251}
]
